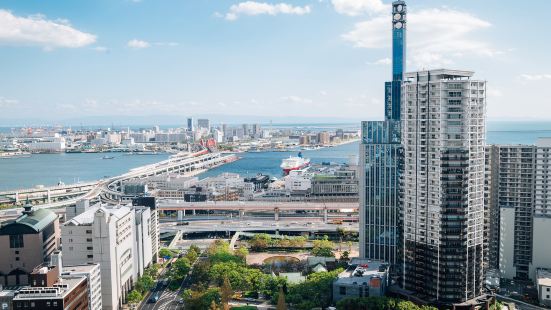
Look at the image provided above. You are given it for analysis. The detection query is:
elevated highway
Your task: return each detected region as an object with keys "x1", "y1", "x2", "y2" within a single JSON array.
[
  {"x1": 1, "y1": 151, "x2": 235, "y2": 211},
  {"x1": 158, "y1": 200, "x2": 358, "y2": 223}
]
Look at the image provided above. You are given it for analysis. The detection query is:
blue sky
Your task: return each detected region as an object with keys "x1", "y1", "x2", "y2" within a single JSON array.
[{"x1": 0, "y1": 0, "x2": 549, "y2": 124}]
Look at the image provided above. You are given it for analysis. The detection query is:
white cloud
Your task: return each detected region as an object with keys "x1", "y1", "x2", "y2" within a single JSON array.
[
  {"x1": 486, "y1": 86, "x2": 503, "y2": 98},
  {"x1": 127, "y1": 39, "x2": 150, "y2": 49},
  {"x1": 224, "y1": 2, "x2": 311, "y2": 21},
  {"x1": 93, "y1": 46, "x2": 108, "y2": 52},
  {"x1": 331, "y1": 0, "x2": 388, "y2": 16},
  {"x1": 154, "y1": 42, "x2": 179, "y2": 47},
  {"x1": 280, "y1": 96, "x2": 313, "y2": 104},
  {"x1": 0, "y1": 9, "x2": 96, "y2": 48},
  {"x1": 0, "y1": 97, "x2": 18, "y2": 108},
  {"x1": 519, "y1": 74, "x2": 551, "y2": 81},
  {"x1": 342, "y1": 8, "x2": 494, "y2": 68},
  {"x1": 367, "y1": 57, "x2": 391, "y2": 65}
]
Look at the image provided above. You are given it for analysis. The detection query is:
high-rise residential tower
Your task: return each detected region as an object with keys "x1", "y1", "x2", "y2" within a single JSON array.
[
  {"x1": 401, "y1": 69, "x2": 486, "y2": 304},
  {"x1": 360, "y1": 0, "x2": 405, "y2": 266}
]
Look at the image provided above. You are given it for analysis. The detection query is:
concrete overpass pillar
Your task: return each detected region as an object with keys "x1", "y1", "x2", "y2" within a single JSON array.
[
  {"x1": 14, "y1": 192, "x2": 19, "y2": 204},
  {"x1": 323, "y1": 207, "x2": 328, "y2": 223},
  {"x1": 192, "y1": 209, "x2": 196, "y2": 216},
  {"x1": 274, "y1": 207, "x2": 280, "y2": 221},
  {"x1": 47, "y1": 190, "x2": 51, "y2": 204},
  {"x1": 239, "y1": 209, "x2": 245, "y2": 219},
  {"x1": 177, "y1": 210, "x2": 184, "y2": 221}
]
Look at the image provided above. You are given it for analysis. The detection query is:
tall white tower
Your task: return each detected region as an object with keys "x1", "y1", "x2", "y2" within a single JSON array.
[{"x1": 401, "y1": 69, "x2": 486, "y2": 305}]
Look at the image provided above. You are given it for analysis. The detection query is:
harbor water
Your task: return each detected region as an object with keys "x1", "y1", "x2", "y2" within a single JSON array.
[{"x1": 1, "y1": 122, "x2": 551, "y2": 191}]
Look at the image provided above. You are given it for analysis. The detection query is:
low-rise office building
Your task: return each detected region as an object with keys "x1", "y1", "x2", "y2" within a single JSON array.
[
  {"x1": 12, "y1": 265, "x2": 89, "y2": 310},
  {"x1": 536, "y1": 269, "x2": 551, "y2": 307},
  {"x1": 0, "y1": 205, "x2": 60, "y2": 286},
  {"x1": 332, "y1": 259, "x2": 389, "y2": 303}
]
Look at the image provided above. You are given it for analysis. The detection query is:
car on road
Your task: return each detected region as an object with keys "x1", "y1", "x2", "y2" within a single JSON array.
[{"x1": 148, "y1": 292, "x2": 160, "y2": 303}]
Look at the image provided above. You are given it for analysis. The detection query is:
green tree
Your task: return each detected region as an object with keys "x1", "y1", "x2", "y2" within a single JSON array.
[
  {"x1": 189, "y1": 259, "x2": 211, "y2": 287},
  {"x1": 312, "y1": 236, "x2": 335, "y2": 257},
  {"x1": 235, "y1": 245, "x2": 249, "y2": 260},
  {"x1": 186, "y1": 248, "x2": 199, "y2": 263},
  {"x1": 136, "y1": 274, "x2": 155, "y2": 293},
  {"x1": 221, "y1": 276, "x2": 233, "y2": 310},
  {"x1": 340, "y1": 251, "x2": 350, "y2": 262},
  {"x1": 127, "y1": 290, "x2": 142, "y2": 305},
  {"x1": 276, "y1": 287, "x2": 287, "y2": 310},
  {"x1": 248, "y1": 234, "x2": 272, "y2": 251},
  {"x1": 159, "y1": 248, "x2": 175, "y2": 259},
  {"x1": 210, "y1": 300, "x2": 219, "y2": 310},
  {"x1": 183, "y1": 288, "x2": 221, "y2": 310},
  {"x1": 145, "y1": 264, "x2": 160, "y2": 278},
  {"x1": 189, "y1": 244, "x2": 201, "y2": 255},
  {"x1": 208, "y1": 240, "x2": 231, "y2": 256},
  {"x1": 261, "y1": 276, "x2": 287, "y2": 301},
  {"x1": 288, "y1": 236, "x2": 307, "y2": 248},
  {"x1": 171, "y1": 257, "x2": 191, "y2": 280},
  {"x1": 286, "y1": 269, "x2": 342, "y2": 310}
]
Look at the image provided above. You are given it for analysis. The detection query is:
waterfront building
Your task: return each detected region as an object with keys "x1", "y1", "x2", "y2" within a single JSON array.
[
  {"x1": 26, "y1": 136, "x2": 66, "y2": 153},
  {"x1": 187, "y1": 117, "x2": 194, "y2": 132},
  {"x1": 197, "y1": 118, "x2": 210, "y2": 130},
  {"x1": 252, "y1": 124, "x2": 261, "y2": 137},
  {"x1": 0, "y1": 204, "x2": 60, "y2": 286},
  {"x1": 401, "y1": 69, "x2": 486, "y2": 304},
  {"x1": 299, "y1": 135, "x2": 311, "y2": 145},
  {"x1": 317, "y1": 131, "x2": 330, "y2": 145}
]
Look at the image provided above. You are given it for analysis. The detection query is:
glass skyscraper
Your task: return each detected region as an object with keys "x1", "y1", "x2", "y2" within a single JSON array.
[
  {"x1": 360, "y1": 121, "x2": 402, "y2": 264},
  {"x1": 360, "y1": 1, "x2": 406, "y2": 266}
]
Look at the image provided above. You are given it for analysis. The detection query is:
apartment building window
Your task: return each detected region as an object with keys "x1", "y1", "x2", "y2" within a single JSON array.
[
  {"x1": 339, "y1": 286, "x2": 346, "y2": 295},
  {"x1": 86, "y1": 230, "x2": 92, "y2": 234},
  {"x1": 9, "y1": 234, "x2": 24, "y2": 248}
]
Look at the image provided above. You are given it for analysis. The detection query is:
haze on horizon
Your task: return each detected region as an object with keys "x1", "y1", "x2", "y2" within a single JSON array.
[{"x1": 0, "y1": 0, "x2": 549, "y2": 124}]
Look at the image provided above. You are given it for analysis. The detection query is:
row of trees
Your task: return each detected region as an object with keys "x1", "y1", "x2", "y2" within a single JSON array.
[
  {"x1": 127, "y1": 264, "x2": 160, "y2": 305},
  {"x1": 247, "y1": 234, "x2": 308, "y2": 251},
  {"x1": 183, "y1": 240, "x2": 344, "y2": 310},
  {"x1": 248, "y1": 233, "x2": 336, "y2": 258},
  {"x1": 336, "y1": 297, "x2": 438, "y2": 310}
]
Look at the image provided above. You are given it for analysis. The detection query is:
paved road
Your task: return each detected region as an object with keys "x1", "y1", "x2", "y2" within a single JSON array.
[{"x1": 160, "y1": 218, "x2": 358, "y2": 234}]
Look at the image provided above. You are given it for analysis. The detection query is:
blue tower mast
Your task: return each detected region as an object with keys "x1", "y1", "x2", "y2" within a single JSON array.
[{"x1": 385, "y1": 1, "x2": 406, "y2": 121}]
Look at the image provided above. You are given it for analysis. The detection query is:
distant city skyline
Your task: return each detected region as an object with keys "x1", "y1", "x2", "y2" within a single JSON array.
[{"x1": 0, "y1": 0, "x2": 549, "y2": 122}]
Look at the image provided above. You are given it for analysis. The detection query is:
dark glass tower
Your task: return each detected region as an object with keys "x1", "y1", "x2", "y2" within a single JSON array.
[
  {"x1": 360, "y1": 121, "x2": 402, "y2": 264},
  {"x1": 360, "y1": 1, "x2": 406, "y2": 266},
  {"x1": 385, "y1": 1, "x2": 406, "y2": 121}
]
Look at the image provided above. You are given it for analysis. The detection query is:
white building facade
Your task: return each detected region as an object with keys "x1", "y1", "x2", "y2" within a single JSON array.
[
  {"x1": 401, "y1": 69, "x2": 486, "y2": 304},
  {"x1": 62, "y1": 205, "x2": 154, "y2": 310}
]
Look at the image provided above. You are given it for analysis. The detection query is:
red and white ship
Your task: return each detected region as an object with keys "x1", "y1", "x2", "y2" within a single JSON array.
[{"x1": 281, "y1": 153, "x2": 310, "y2": 175}]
